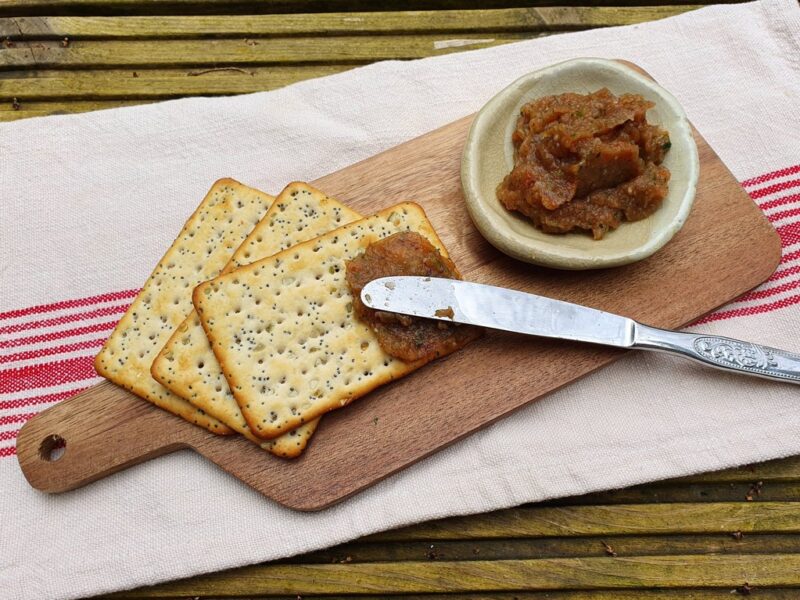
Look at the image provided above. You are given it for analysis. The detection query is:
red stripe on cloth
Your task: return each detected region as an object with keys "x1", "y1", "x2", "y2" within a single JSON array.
[
  {"x1": 0, "y1": 356, "x2": 99, "y2": 394},
  {"x1": 766, "y1": 205, "x2": 800, "y2": 224},
  {"x1": 0, "y1": 303, "x2": 129, "y2": 335},
  {"x1": 737, "y1": 278, "x2": 800, "y2": 303},
  {"x1": 693, "y1": 293, "x2": 800, "y2": 325},
  {"x1": 0, "y1": 321, "x2": 116, "y2": 349},
  {"x1": 775, "y1": 222, "x2": 800, "y2": 249},
  {"x1": 757, "y1": 192, "x2": 800, "y2": 212},
  {"x1": 686, "y1": 171, "x2": 800, "y2": 327},
  {"x1": 0, "y1": 412, "x2": 37, "y2": 426},
  {"x1": 742, "y1": 164, "x2": 800, "y2": 187},
  {"x1": 780, "y1": 248, "x2": 800, "y2": 264},
  {"x1": 0, "y1": 447, "x2": 15, "y2": 458},
  {"x1": 0, "y1": 338, "x2": 105, "y2": 365},
  {"x1": 0, "y1": 289, "x2": 139, "y2": 321},
  {"x1": 767, "y1": 263, "x2": 800, "y2": 283},
  {"x1": 0, "y1": 387, "x2": 91, "y2": 412},
  {"x1": 0, "y1": 430, "x2": 18, "y2": 442},
  {"x1": 748, "y1": 178, "x2": 800, "y2": 200}
]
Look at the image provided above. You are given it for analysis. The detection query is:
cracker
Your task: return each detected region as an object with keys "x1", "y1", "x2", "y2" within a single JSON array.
[
  {"x1": 194, "y1": 203, "x2": 455, "y2": 439},
  {"x1": 152, "y1": 183, "x2": 361, "y2": 457},
  {"x1": 94, "y1": 179, "x2": 274, "y2": 434}
]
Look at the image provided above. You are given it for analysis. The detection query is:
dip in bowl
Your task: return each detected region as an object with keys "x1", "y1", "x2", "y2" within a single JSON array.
[{"x1": 461, "y1": 58, "x2": 699, "y2": 270}]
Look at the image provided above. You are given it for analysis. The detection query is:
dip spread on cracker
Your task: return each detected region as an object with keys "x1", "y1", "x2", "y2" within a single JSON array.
[{"x1": 345, "y1": 232, "x2": 480, "y2": 362}]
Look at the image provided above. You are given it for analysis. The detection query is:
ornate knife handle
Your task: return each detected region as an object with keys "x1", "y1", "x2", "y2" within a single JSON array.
[{"x1": 632, "y1": 324, "x2": 800, "y2": 384}]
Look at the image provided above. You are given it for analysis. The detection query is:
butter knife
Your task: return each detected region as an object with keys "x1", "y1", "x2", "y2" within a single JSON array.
[{"x1": 361, "y1": 276, "x2": 800, "y2": 384}]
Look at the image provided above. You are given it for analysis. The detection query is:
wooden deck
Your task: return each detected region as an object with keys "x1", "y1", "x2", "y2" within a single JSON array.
[
  {"x1": 4, "y1": 1, "x2": 800, "y2": 597},
  {"x1": 0, "y1": 3, "x2": 705, "y2": 120}
]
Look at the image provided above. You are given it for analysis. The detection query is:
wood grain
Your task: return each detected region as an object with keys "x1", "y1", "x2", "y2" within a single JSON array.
[
  {"x1": 0, "y1": 0, "x2": 730, "y2": 18},
  {"x1": 223, "y1": 533, "x2": 800, "y2": 562},
  {"x1": 0, "y1": 7, "x2": 703, "y2": 121},
  {"x1": 0, "y1": 66, "x2": 357, "y2": 100},
  {"x1": 104, "y1": 590, "x2": 800, "y2": 599},
  {"x1": 0, "y1": 35, "x2": 529, "y2": 68},
  {"x1": 366, "y1": 502, "x2": 800, "y2": 540},
  {"x1": 0, "y1": 8, "x2": 700, "y2": 38},
  {"x1": 102, "y1": 554, "x2": 800, "y2": 595},
  {"x1": 0, "y1": 99, "x2": 152, "y2": 120},
  {"x1": 16, "y1": 86, "x2": 781, "y2": 510}
]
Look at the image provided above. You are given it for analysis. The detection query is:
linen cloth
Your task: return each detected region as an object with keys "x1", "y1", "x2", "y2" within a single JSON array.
[{"x1": 2, "y1": 1, "x2": 800, "y2": 597}]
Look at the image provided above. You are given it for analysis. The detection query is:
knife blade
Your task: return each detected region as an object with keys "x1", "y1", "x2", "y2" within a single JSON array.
[
  {"x1": 360, "y1": 276, "x2": 800, "y2": 385},
  {"x1": 361, "y1": 276, "x2": 635, "y2": 348}
]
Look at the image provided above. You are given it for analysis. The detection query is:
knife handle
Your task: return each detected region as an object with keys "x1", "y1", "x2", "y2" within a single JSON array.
[{"x1": 632, "y1": 323, "x2": 800, "y2": 384}]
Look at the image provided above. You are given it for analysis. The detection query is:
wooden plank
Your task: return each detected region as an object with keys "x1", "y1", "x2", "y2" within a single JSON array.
[
  {"x1": 0, "y1": 66, "x2": 356, "y2": 100},
  {"x1": 367, "y1": 502, "x2": 800, "y2": 540},
  {"x1": 676, "y1": 455, "x2": 800, "y2": 484},
  {"x1": 100, "y1": 592, "x2": 800, "y2": 600},
  {"x1": 552, "y1": 481, "x2": 800, "y2": 505},
  {"x1": 291, "y1": 533, "x2": 800, "y2": 562},
  {"x1": 0, "y1": 7, "x2": 701, "y2": 38},
  {"x1": 0, "y1": 1, "x2": 736, "y2": 19},
  {"x1": 0, "y1": 35, "x2": 531, "y2": 68},
  {"x1": 96, "y1": 554, "x2": 800, "y2": 595},
  {"x1": 0, "y1": 99, "x2": 148, "y2": 119}
]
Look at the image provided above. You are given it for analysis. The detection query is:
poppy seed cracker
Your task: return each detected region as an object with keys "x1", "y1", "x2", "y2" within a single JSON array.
[
  {"x1": 152, "y1": 183, "x2": 361, "y2": 457},
  {"x1": 94, "y1": 179, "x2": 274, "y2": 434},
  {"x1": 193, "y1": 203, "x2": 453, "y2": 439}
]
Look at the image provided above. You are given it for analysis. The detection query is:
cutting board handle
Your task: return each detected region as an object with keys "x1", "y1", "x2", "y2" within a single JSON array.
[{"x1": 16, "y1": 381, "x2": 191, "y2": 493}]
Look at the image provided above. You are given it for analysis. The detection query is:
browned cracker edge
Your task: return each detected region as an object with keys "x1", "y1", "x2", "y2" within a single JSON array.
[{"x1": 94, "y1": 178, "x2": 249, "y2": 436}]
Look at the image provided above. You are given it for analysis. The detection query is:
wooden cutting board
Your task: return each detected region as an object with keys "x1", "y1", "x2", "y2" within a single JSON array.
[{"x1": 17, "y1": 84, "x2": 780, "y2": 511}]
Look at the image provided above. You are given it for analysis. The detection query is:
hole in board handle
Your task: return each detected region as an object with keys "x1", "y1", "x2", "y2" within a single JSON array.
[{"x1": 39, "y1": 434, "x2": 66, "y2": 462}]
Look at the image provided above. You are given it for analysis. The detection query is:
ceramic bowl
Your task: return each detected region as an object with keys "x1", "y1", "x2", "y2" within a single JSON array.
[{"x1": 461, "y1": 58, "x2": 699, "y2": 270}]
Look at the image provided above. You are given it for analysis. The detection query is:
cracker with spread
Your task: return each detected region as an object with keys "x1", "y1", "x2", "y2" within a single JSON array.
[{"x1": 193, "y1": 203, "x2": 477, "y2": 439}]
